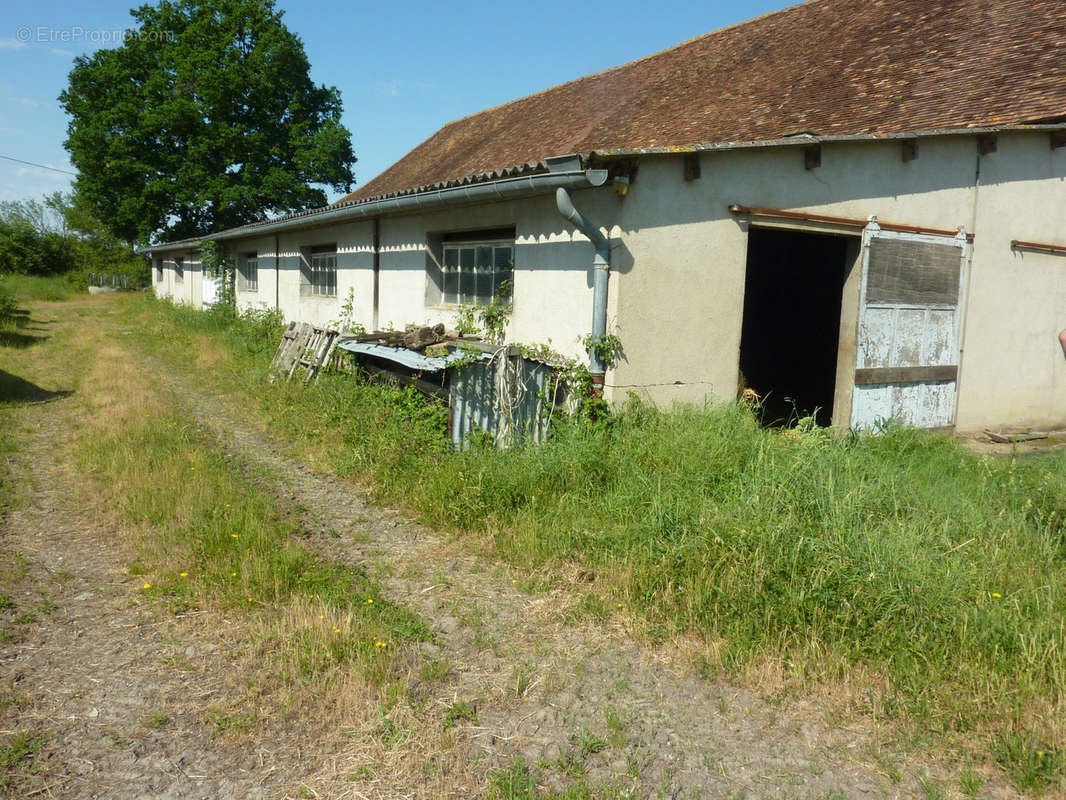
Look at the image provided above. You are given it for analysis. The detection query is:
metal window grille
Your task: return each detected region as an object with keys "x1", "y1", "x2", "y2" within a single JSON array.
[
  {"x1": 310, "y1": 251, "x2": 336, "y2": 297},
  {"x1": 239, "y1": 256, "x2": 258, "y2": 292},
  {"x1": 441, "y1": 242, "x2": 513, "y2": 305}
]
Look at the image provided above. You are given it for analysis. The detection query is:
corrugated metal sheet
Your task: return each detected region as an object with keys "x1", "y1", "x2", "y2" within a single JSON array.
[
  {"x1": 337, "y1": 341, "x2": 490, "y2": 371},
  {"x1": 450, "y1": 353, "x2": 556, "y2": 449}
]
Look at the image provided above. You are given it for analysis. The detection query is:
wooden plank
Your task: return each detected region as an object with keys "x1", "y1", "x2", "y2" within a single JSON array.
[
  {"x1": 984, "y1": 429, "x2": 1049, "y2": 443},
  {"x1": 854, "y1": 365, "x2": 957, "y2": 385},
  {"x1": 1011, "y1": 239, "x2": 1066, "y2": 256},
  {"x1": 729, "y1": 204, "x2": 974, "y2": 241},
  {"x1": 285, "y1": 323, "x2": 314, "y2": 379}
]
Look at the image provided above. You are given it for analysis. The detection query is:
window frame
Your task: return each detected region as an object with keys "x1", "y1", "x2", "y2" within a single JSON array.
[
  {"x1": 429, "y1": 231, "x2": 514, "y2": 308},
  {"x1": 238, "y1": 252, "x2": 259, "y2": 293},
  {"x1": 297, "y1": 244, "x2": 338, "y2": 299},
  {"x1": 154, "y1": 258, "x2": 163, "y2": 282},
  {"x1": 174, "y1": 256, "x2": 184, "y2": 283}
]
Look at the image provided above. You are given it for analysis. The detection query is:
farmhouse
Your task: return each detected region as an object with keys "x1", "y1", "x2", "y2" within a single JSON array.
[{"x1": 147, "y1": 0, "x2": 1066, "y2": 433}]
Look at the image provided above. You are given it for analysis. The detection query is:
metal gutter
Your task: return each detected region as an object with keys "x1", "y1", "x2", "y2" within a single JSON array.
[
  {"x1": 371, "y1": 217, "x2": 381, "y2": 330},
  {"x1": 140, "y1": 236, "x2": 204, "y2": 254},
  {"x1": 139, "y1": 167, "x2": 608, "y2": 254}
]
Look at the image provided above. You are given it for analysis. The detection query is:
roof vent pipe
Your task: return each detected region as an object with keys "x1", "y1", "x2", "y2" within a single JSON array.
[{"x1": 556, "y1": 187, "x2": 610, "y2": 383}]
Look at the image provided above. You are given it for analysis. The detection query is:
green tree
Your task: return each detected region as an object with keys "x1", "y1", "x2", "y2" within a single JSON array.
[{"x1": 59, "y1": 0, "x2": 355, "y2": 244}]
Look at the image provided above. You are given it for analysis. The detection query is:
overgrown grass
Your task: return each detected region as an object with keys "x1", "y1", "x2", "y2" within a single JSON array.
[
  {"x1": 125, "y1": 294, "x2": 1066, "y2": 789},
  {"x1": 0, "y1": 273, "x2": 76, "y2": 302},
  {"x1": 80, "y1": 411, "x2": 430, "y2": 685}
]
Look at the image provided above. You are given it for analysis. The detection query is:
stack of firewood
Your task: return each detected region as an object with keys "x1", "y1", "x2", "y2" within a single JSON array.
[{"x1": 346, "y1": 323, "x2": 469, "y2": 352}]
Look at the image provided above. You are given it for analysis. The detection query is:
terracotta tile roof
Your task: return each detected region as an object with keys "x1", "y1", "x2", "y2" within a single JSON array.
[{"x1": 340, "y1": 0, "x2": 1066, "y2": 205}]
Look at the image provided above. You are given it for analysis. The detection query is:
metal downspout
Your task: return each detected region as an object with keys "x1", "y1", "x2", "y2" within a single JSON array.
[
  {"x1": 274, "y1": 233, "x2": 280, "y2": 311},
  {"x1": 372, "y1": 217, "x2": 381, "y2": 331},
  {"x1": 555, "y1": 187, "x2": 610, "y2": 385}
]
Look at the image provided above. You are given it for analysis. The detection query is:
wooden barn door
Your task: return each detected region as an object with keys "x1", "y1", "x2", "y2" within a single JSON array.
[{"x1": 850, "y1": 220, "x2": 968, "y2": 430}]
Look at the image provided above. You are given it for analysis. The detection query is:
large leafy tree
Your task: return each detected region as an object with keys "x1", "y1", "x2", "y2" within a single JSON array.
[{"x1": 59, "y1": 0, "x2": 355, "y2": 244}]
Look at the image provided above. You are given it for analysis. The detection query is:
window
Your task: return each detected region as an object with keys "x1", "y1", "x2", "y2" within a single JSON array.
[
  {"x1": 155, "y1": 259, "x2": 163, "y2": 282},
  {"x1": 301, "y1": 245, "x2": 336, "y2": 297},
  {"x1": 429, "y1": 229, "x2": 514, "y2": 306},
  {"x1": 174, "y1": 256, "x2": 184, "y2": 283},
  {"x1": 238, "y1": 252, "x2": 258, "y2": 292}
]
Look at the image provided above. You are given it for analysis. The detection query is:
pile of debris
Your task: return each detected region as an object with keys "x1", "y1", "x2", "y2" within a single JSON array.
[
  {"x1": 269, "y1": 320, "x2": 557, "y2": 450},
  {"x1": 270, "y1": 322, "x2": 482, "y2": 384}
]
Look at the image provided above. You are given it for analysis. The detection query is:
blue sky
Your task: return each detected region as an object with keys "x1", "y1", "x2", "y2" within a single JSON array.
[{"x1": 0, "y1": 0, "x2": 789, "y2": 205}]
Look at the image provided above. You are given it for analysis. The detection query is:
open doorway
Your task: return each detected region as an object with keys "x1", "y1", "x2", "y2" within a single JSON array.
[{"x1": 739, "y1": 228, "x2": 852, "y2": 426}]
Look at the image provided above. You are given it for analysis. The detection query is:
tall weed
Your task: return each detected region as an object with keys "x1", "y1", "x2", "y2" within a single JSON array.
[{"x1": 124, "y1": 295, "x2": 1066, "y2": 770}]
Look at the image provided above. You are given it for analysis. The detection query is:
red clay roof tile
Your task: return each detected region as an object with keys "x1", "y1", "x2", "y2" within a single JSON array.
[{"x1": 341, "y1": 0, "x2": 1066, "y2": 204}]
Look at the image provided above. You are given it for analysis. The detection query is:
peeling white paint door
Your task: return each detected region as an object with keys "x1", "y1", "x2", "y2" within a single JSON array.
[{"x1": 851, "y1": 220, "x2": 968, "y2": 430}]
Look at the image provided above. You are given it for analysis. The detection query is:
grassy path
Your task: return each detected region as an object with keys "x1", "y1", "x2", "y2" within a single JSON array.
[{"x1": 0, "y1": 295, "x2": 1028, "y2": 798}]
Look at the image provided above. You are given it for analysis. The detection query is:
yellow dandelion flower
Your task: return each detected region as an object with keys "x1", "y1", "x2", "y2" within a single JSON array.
[
  {"x1": 318, "y1": 615, "x2": 324, "y2": 620},
  {"x1": 332, "y1": 627, "x2": 340, "y2": 633},
  {"x1": 231, "y1": 534, "x2": 238, "y2": 539},
  {"x1": 992, "y1": 592, "x2": 1003, "y2": 598},
  {"x1": 225, "y1": 503, "x2": 230, "y2": 508},
  {"x1": 231, "y1": 572, "x2": 237, "y2": 577},
  {"x1": 142, "y1": 582, "x2": 151, "y2": 590},
  {"x1": 366, "y1": 598, "x2": 373, "y2": 604},
  {"x1": 617, "y1": 603, "x2": 623, "y2": 609},
  {"x1": 179, "y1": 572, "x2": 188, "y2": 578},
  {"x1": 247, "y1": 597, "x2": 254, "y2": 602}
]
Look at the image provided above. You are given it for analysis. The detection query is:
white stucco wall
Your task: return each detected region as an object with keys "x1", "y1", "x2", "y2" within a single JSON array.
[
  {"x1": 151, "y1": 248, "x2": 202, "y2": 308},
  {"x1": 205, "y1": 129, "x2": 1064, "y2": 432},
  {"x1": 609, "y1": 132, "x2": 1066, "y2": 431},
  {"x1": 223, "y1": 190, "x2": 614, "y2": 364}
]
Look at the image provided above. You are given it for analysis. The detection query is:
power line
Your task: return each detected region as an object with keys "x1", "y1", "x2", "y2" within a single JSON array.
[{"x1": 0, "y1": 154, "x2": 76, "y2": 176}]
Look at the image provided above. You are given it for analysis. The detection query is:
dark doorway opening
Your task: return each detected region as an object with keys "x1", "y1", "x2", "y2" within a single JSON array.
[{"x1": 739, "y1": 228, "x2": 852, "y2": 427}]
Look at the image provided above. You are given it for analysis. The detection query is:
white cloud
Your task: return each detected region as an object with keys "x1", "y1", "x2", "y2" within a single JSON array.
[
  {"x1": 14, "y1": 165, "x2": 70, "y2": 180},
  {"x1": 50, "y1": 47, "x2": 75, "y2": 57},
  {"x1": 0, "y1": 171, "x2": 74, "y2": 202},
  {"x1": 0, "y1": 39, "x2": 26, "y2": 50}
]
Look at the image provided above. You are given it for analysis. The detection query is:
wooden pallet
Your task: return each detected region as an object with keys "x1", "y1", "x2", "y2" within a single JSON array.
[{"x1": 270, "y1": 322, "x2": 339, "y2": 383}]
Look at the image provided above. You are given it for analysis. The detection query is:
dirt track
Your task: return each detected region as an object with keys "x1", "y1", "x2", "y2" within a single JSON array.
[{"x1": 0, "y1": 297, "x2": 1021, "y2": 799}]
